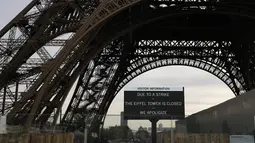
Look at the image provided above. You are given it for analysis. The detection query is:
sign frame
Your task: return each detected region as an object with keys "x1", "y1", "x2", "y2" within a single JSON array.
[{"x1": 123, "y1": 87, "x2": 185, "y2": 120}]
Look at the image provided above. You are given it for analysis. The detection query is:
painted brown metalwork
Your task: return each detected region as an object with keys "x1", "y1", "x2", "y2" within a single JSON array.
[{"x1": 0, "y1": 0, "x2": 255, "y2": 136}]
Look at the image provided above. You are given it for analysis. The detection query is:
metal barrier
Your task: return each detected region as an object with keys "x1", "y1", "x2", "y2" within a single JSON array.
[
  {"x1": 0, "y1": 133, "x2": 74, "y2": 143},
  {"x1": 157, "y1": 133, "x2": 230, "y2": 143}
]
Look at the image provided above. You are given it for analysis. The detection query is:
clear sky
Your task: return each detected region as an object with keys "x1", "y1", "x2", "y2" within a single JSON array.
[{"x1": 0, "y1": 0, "x2": 234, "y2": 130}]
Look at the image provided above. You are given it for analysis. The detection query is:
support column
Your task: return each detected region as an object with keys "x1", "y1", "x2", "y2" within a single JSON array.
[
  {"x1": 150, "y1": 119, "x2": 158, "y2": 143},
  {"x1": 253, "y1": 130, "x2": 255, "y2": 143},
  {"x1": 1, "y1": 87, "x2": 6, "y2": 115},
  {"x1": 171, "y1": 127, "x2": 174, "y2": 143},
  {"x1": 253, "y1": 116, "x2": 255, "y2": 143},
  {"x1": 15, "y1": 81, "x2": 19, "y2": 103}
]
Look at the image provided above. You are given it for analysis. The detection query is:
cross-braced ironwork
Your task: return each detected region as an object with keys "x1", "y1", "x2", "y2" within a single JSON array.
[{"x1": 1, "y1": 0, "x2": 255, "y2": 136}]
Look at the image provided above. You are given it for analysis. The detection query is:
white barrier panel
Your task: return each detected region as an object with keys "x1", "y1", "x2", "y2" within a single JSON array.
[
  {"x1": 230, "y1": 135, "x2": 254, "y2": 143},
  {"x1": 0, "y1": 115, "x2": 6, "y2": 134}
]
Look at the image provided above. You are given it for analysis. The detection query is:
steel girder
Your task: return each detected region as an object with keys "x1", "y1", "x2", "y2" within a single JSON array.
[
  {"x1": 1, "y1": 0, "x2": 255, "y2": 134},
  {"x1": 61, "y1": 39, "x2": 123, "y2": 131},
  {"x1": 116, "y1": 40, "x2": 245, "y2": 95},
  {"x1": 4, "y1": 0, "x2": 143, "y2": 130},
  {"x1": 0, "y1": 0, "x2": 100, "y2": 114},
  {"x1": 61, "y1": 37, "x2": 135, "y2": 132},
  {"x1": 59, "y1": 39, "x2": 252, "y2": 134}
]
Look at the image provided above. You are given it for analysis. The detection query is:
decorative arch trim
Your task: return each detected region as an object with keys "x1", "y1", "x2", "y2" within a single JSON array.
[{"x1": 116, "y1": 58, "x2": 244, "y2": 96}]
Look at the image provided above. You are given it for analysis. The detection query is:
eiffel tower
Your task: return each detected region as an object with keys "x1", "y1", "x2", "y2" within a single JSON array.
[{"x1": 0, "y1": 0, "x2": 255, "y2": 135}]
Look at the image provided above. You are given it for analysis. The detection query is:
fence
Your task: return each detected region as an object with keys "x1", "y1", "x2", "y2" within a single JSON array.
[
  {"x1": 157, "y1": 133, "x2": 230, "y2": 143},
  {"x1": 103, "y1": 114, "x2": 255, "y2": 134},
  {"x1": 0, "y1": 114, "x2": 254, "y2": 143},
  {"x1": 101, "y1": 114, "x2": 255, "y2": 143},
  {"x1": 0, "y1": 133, "x2": 74, "y2": 143}
]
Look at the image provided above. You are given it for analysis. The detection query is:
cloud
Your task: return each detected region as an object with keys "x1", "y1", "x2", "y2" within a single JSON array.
[
  {"x1": 107, "y1": 66, "x2": 234, "y2": 115},
  {"x1": 105, "y1": 67, "x2": 234, "y2": 129}
]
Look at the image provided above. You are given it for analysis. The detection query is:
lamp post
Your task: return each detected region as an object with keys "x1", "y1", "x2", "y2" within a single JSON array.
[{"x1": 84, "y1": 123, "x2": 88, "y2": 143}]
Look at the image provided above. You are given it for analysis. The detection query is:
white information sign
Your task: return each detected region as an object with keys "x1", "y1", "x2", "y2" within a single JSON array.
[{"x1": 230, "y1": 135, "x2": 254, "y2": 143}]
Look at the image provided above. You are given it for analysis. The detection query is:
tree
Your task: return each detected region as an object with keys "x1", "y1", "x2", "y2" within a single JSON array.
[
  {"x1": 102, "y1": 125, "x2": 133, "y2": 140},
  {"x1": 135, "y1": 126, "x2": 150, "y2": 143},
  {"x1": 222, "y1": 120, "x2": 230, "y2": 133}
]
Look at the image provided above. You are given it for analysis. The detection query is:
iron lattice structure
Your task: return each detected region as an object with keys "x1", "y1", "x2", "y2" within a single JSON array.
[{"x1": 0, "y1": 0, "x2": 255, "y2": 134}]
